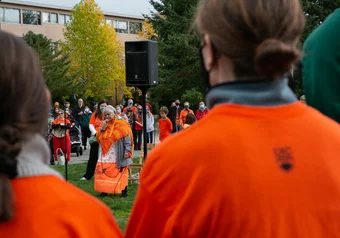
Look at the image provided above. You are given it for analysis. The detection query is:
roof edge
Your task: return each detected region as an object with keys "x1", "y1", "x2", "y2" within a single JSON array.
[{"x1": 0, "y1": 0, "x2": 145, "y2": 20}]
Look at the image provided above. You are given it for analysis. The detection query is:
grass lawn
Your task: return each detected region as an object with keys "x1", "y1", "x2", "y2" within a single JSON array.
[{"x1": 52, "y1": 163, "x2": 139, "y2": 232}]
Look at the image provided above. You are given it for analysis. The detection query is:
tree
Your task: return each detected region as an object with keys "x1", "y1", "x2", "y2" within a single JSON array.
[
  {"x1": 181, "y1": 88, "x2": 203, "y2": 112},
  {"x1": 146, "y1": 0, "x2": 203, "y2": 108},
  {"x1": 300, "y1": 0, "x2": 340, "y2": 42},
  {"x1": 23, "y1": 31, "x2": 77, "y2": 102},
  {"x1": 62, "y1": 0, "x2": 125, "y2": 100},
  {"x1": 137, "y1": 19, "x2": 158, "y2": 40}
]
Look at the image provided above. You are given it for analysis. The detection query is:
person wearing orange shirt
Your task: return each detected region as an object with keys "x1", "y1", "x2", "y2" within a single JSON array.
[
  {"x1": 52, "y1": 110, "x2": 71, "y2": 162},
  {"x1": 123, "y1": 99, "x2": 137, "y2": 114},
  {"x1": 158, "y1": 107, "x2": 173, "y2": 142},
  {"x1": 0, "y1": 31, "x2": 123, "y2": 238},
  {"x1": 179, "y1": 102, "x2": 194, "y2": 126},
  {"x1": 126, "y1": 0, "x2": 340, "y2": 237},
  {"x1": 80, "y1": 100, "x2": 108, "y2": 181}
]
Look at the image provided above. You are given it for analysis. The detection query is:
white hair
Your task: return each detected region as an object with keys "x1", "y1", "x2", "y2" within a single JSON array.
[{"x1": 103, "y1": 105, "x2": 116, "y2": 114}]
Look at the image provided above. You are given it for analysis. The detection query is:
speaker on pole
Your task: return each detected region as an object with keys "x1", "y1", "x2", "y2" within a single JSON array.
[
  {"x1": 125, "y1": 40, "x2": 158, "y2": 162},
  {"x1": 125, "y1": 40, "x2": 158, "y2": 87}
]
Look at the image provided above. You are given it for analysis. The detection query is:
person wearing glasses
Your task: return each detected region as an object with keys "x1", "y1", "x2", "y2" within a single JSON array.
[{"x1": 51, "y1": 110, "x2": 71, "y2": 163}]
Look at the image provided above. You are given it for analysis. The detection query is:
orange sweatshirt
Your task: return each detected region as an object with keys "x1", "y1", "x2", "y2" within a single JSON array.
[
  {"x1": 159, "y1": 117, "x2": 172, "y2": 142},
  {"x1": 0, "y1": 176, "x2": 123, "y2": 238},
  {"x1": 179, "y1": 109, "x2": 194, "y2": 126},
  {"x1": 126, "y1": 102, "x2": 340, "y2": 238}
]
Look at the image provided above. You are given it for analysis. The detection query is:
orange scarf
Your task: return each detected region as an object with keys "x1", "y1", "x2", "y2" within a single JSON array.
[{"x1": 97, "y1": 118, "x2": 133, "y2": 156}]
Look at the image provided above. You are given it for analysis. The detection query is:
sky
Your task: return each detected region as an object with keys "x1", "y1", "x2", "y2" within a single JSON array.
[{"x1": 15, "y1": 0, "x2": 155, "y2": 17}]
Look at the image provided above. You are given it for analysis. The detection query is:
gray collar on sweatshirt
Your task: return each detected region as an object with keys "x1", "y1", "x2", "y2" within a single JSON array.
[
  {"x1": 16, "y1": 134, "x2": 63, "y2": 179},
  {"x1": 206, "y1": 78, "x2": 297, "y2": 109}
]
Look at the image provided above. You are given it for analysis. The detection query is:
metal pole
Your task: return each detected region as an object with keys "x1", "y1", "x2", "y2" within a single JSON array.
[
  {"x1": 64, "y1": 112, "x2": 68, "y2": 181},
  {"x1": 141, "y1": 88, "x2": 148, "y2": 162}
]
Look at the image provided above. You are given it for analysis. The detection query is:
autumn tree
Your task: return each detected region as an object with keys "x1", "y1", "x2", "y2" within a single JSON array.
[
  {"x1": 62, "y1": 0, "x2": 125, "y2": 100},
  {"x1": 137, "y1": 19, "x2": 158, "y2": 40},
  {"x1": 23, "y1": 31, "x2": 77, "y2": 102}
]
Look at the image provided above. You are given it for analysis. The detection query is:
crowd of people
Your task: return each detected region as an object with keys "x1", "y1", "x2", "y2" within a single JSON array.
[{"x1": 1, "y1": 0, "x2": 340, "y2": 237}]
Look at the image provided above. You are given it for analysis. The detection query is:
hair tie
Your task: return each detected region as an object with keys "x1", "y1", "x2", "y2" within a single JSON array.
[{"x1": 0, "y1": 154, "x2": 18, "y2": 179}]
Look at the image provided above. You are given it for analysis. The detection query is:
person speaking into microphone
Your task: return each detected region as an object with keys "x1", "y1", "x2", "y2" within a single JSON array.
[{"x1": 94, "y1": 106, "x2": 134, "y2": 197}]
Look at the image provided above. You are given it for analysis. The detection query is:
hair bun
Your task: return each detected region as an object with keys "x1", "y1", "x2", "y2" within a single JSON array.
[{"x1": 254, "y1": 39, "x2": 300, "y2": 78}]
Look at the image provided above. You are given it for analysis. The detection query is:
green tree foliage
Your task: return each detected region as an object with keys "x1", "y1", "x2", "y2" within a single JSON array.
[
  {"x1": 147, "y1": 0, "x2": 203, "y2": 108},
  {"x1": 23, "y1": 31, "x2": 77, "y2": 102},
  {"x1": 294, "y1": 0, "x2": 340, "y2": 96},
  {"x1": 300, "y1": 0, "x2": 340, "y2": 42},
  {"x1": 181, "y1": 88, "x2": 203, "y2": 112},
  {"x1": 63, "y1": 0, "x2": 125, "y2": 101}
]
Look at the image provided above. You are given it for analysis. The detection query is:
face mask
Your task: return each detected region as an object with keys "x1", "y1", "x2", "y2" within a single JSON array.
[
  {"x1": 184, "y1": 105, "x2": 189, "y2": 110},
  {"x1": 128, "y1": 102, "x2": 133, "y2": 106},
  {"x1": 116, "y1": 109, "x2": 121, "y2": 114},
  {"x1": 199, "y1": 105, "x2": 205, "y2": 110},
  {"x1": 199, "y1": 46, "x2": 211, "y2": 90},
  {"x1": 85, "y1": 109, "x2": 89, "y2": 113},
  {"x1": 146, "y1": 109, "x2": 149, "y2": 113},
  {"x1": 138, "y1": 109, "x2": 142, "y2": 114},
  {"x1": 175, "y1": 102, "x2": 180, "y2": 106},
  {"x1": 100, "y1": 107, "x2": 105, "y2": 112}
]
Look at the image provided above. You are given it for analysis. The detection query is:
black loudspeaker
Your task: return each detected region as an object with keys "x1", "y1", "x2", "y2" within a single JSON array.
[{"x1": 125, "y1": 40, "x2": 158, "y2": 87}]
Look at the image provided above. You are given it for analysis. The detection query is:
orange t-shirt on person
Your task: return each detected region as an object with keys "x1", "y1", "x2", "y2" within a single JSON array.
[
  {"x1": 126, "y1": 103, "x2": 340, "y2": 238},
  {"x1": 179, "y1": 109, "x2": 194, "y2": 126},
  {"x1": 123, "y1": 106, "x2": 137, "y2": 114},
  {"x1": 0, "y1": 176, "x2": 123, "y2": 238},
  {"x1": 89, "y1": 112, "x2": 104, "y2": 132},
  {"x1": 158, "y1": 117, "x2": 172, "y2": 142},
  {"x1": 52, "y1": 118, "x2": 71, "y2": 135}
]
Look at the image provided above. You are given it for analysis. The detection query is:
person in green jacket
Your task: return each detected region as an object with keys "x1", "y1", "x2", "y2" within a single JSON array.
[
  {"x1": 302, "y1": 9, "x2": 340, "y2": 123},
  {"x1": 80, "y1": 105, "x2": 92, "y2": 150}
]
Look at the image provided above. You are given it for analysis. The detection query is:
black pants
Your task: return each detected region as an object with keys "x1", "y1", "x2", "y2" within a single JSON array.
[
  {"x1": 83, "y1": 142, "x2": 99, "y2": 180},
  {"x1": 146, "y1": 131, "x2": 153, "y2": 144},
  {"x1": 135, "y1": 130, "x2": 143, "y2": 149},
  {"x1": 81, "y1": 126, "x2": 90, "y2": 147}
]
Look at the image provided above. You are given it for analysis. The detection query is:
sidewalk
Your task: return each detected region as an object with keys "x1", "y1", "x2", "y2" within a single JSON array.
[{"x1": 69, "y1": 129, "x2": 161, "y2": 165}]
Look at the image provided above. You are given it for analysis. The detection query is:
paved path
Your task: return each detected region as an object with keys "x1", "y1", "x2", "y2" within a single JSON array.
[{"x1": 69, "y1": 129, "x2": 161, "y2": 165}]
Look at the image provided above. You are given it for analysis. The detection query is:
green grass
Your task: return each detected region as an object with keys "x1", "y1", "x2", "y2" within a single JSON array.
[{"x1": 52, "y1": 162, "x2": 139, "y2": 231}]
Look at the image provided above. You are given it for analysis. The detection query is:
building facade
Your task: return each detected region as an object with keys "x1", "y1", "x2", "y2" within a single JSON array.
[{"x1": 0, "y1": 0, "x2": 143, "y2": 43}]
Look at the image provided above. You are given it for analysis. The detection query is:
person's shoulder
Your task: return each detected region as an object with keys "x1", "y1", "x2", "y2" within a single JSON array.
[
  {"x1": 45, "y1": 177, "x2": 114, "y2": 216},
  {"x1": 305, "y1": 105, "x2": 340, "y2": 131}
]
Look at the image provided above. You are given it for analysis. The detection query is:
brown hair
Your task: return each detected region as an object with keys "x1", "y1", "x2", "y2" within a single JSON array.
[
  {"x1": 0, "y1": 31, "x2": 49, "y2": 222},
  {"x1": 185, "y1": 113, "x2": 196, "y2": 125},
  {"x1": 195, "y1": 0, "x2": 305, "y2": 78},
  {"x1": 159, "y1": 106, "x2": 169, "y2": 115}
]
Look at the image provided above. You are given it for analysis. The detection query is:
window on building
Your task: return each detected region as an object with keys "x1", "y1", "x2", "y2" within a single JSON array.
[
  {"x1": 60, "y1": 14, "x2": 71, "y2": 24},
  {"x1": 43, "y1": 12, "x2": 58, "y2": 24},
  {"x1": 0, "y1": 7, "x2": 21, "y2": 23},
  {"x1": 106, "y1": 19, "x2": 113, "y2": 27},
  {"x1": 23, "y1": 10, "x2": 41, "y2": 25},
  {"x1": 114, "y1": 20, "x2": 128, "y2": 33},
  {"x1": 66, "y1": 15, "x2": 71, "y2": 23},
  {"x1": 129, "y1": 22, "x2": 143, "y2": 34}
]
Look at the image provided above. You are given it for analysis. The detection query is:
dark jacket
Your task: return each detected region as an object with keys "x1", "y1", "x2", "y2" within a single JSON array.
[
  {"x1": 169, "y1": 106, "x2": 183, "y2": 132},
  {"x1": 73, "y1": 106, "x2": 85, "y2": 122}
]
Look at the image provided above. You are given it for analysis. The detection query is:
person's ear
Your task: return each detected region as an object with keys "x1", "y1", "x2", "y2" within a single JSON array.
[{"x1": 202, "y1": 35, "x2": 215, "y2": 71}]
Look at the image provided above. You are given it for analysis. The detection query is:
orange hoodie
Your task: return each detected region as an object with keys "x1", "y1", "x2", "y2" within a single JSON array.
[
  {"x1": 0, "y1": 176, "x2": 123, "y2": 238},
  {"x1": 126, "y1": 102, "x2": 340, "y2": 238}
]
